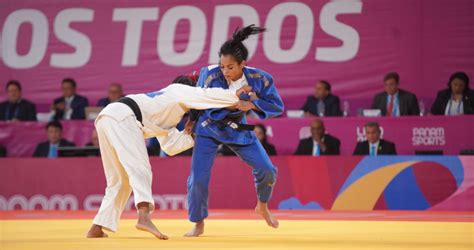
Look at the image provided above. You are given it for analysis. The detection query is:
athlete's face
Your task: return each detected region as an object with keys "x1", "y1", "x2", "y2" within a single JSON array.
[{"x1": 219, "y1": 55, "x2": 245, "y2": 82}]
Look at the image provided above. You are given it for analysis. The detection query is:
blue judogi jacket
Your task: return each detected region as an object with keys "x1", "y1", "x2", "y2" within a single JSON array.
[{"x1": 194, "y1": 65, "x2": 284, "y2": 145}]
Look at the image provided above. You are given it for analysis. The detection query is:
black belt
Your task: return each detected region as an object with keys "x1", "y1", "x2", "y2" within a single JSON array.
[
  {"x1": 204, "y1": 116, "x2": 255, "y2": 131},
  {"x1": 116, "y1": 97, "x2": 143, "y2": 125},
  {"x1": 219, "y1": 118, "x2": 255, "y2": 131}
]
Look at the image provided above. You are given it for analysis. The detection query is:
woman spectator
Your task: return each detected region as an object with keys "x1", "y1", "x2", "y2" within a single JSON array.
[
  {"x1": 431, "y1": 72, "x2": 474, "y2": 115},
  {"x1": 253, "y1": 124, "x2": 277, "y2": 156}
]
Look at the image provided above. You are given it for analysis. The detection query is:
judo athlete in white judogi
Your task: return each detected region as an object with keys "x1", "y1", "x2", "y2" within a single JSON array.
[{"x1": 86, "y1": 81, "x2": 251, "y2": 239}]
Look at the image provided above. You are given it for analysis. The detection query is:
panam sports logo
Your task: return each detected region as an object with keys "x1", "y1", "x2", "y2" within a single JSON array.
[{"x1": 412, "y1": 127, "x2": 445, "y2": 146}]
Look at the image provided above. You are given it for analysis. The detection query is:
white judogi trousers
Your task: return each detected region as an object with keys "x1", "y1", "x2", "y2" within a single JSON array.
[{"x1": 92, "y1": 115, "x2": 154, "y2": 232}]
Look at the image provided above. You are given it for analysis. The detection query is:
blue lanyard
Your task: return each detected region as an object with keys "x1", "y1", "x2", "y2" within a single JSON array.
[{"x1": 447, "y1": 97, "x2": 462, "y2": 115}]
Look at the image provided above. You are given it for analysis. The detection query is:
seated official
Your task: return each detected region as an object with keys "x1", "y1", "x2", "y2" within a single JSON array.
[
  {"x1": 97, "y1": 83, "x2": 124, "y2": 107},
  {"x1": 301, "y1": 80, "x2": 342, "y2": 117},
  {"x1": 371, "y1": 72, "x2": 419, "y2": 116},
  {"x1": 353, "y1": 121, "x2": 396, "y2": 156},
  {"x1": 33, "y1": 121, "x2": 75, "y2": 158},
  {"x1": 0, "y1": 80, "x2": 37, "y2": 121},
  {"x1": 52, "y1": 78, "x2": 89, "y2": 120},
  {"x1": 431, "y1": 72, "x2": 474, "y2": 115},
  {"x1": 294, "y1": 119, "x2": 340, "y2": 156}
]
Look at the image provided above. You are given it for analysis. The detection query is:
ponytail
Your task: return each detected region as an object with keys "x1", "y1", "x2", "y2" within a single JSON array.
[{"x1": 219, "y1": 24, "x2": 266, "y2": 63}]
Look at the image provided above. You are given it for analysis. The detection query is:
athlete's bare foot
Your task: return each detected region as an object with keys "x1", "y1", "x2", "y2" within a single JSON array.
[
  {"x1": 255, "y1": 201, "x2": 279, "y2": 229},
  {"x1": 135, "y1": 221, "x2": 169, "y2": 240},
  {"x1": 184, "y1": 220, "x2": 204, "y2": 237},
  {"x1": 86, "y1": 224, "x2": 109, "y2": 238},
  {"x1": 136, "y1": 202, "x2": 169, "y2": 240}
]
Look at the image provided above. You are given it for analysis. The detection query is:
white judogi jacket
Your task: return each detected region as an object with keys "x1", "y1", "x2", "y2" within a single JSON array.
[{"x1": 97, "y1": 84, "x2": 239, "y2": 155}]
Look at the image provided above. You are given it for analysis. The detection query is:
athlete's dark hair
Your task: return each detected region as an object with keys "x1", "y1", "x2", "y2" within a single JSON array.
[
  {"x1": 219, "y1": 24, "x2": 266, "y2": 64},
  {"x1": 172, "y1": 75, "x2": 198, "y2": 87}
]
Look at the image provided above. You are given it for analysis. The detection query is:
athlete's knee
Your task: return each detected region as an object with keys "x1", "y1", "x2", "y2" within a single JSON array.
[
  {"x1": 188, "y1": 174, "x2": 210, "y2": 190},
  {"x1": 256, "y1": 166, "x2": 277, "y2": 184}
]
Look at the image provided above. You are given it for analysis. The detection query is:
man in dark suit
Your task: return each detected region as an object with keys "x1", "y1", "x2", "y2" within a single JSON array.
[
  {"x1": 431, "y1": 72, "x2": 474, "y2": 115},
  {"x1": 295, "y1": 119, "x2": 340, "y2": 156},
  {"x1": 97, "y1": 83, "x2": 124, "y2": 107},
  {"x1": 301, "y1": 80, "x2": 342, "y2": 117},
  {"x1": 33, "y1": 121, "x2": 75, "y2": 158},
  {"x1": 353, "y1": 121, "x2": 396, "y2": 156},
  {"x1": 371, "y1": 72, "x2": 420, "y2": 116},
  {"x1": 0, "y1": 80, "x2": 37, "y2": 121},
  {"x1": 52, "y1": 78, "x2": 89, "y2": 120}
]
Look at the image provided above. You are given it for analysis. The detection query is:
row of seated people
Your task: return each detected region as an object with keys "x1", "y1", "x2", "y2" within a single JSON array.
[
  {"x1": 302, "y1": 71, "x2": 473, "y2": 117},
  {"x1": 1, "y1": 71, "x2": 473, "y2": 122},
  {"x1": 222, "y1": 120, "x2": 395, "y2": 157},
  {"x1": 13, "y1": 119, "x2": 393, "y2": 159},
  {"x1": 0, "y1": 79, "x2": 123, "y2": 121}
]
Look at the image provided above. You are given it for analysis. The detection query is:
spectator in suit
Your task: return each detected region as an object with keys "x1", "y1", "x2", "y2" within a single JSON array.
[
  {"x1": 301, "y1": 80, "x2": 342, "y2": 117},
  {"x1": 0, "y1": 145, "x2": 6, "y2": 157},
  {"x1": 294, "y1": 119, "x2": 341, "y2": 156},
  {"x1": 97, "y1": 83, "x2": 124, "y2": 107},
  {"x1": 52, "y1": 78, "x2": 89, "y2": 120},
  {"x1": 371, "y1": 72, "x2": 420, "y2": 116},
  {"x1": 431, "y1": 72, "x2": 474, "y2": 115},
  {"x1": 353, "y1": 121, "x2": 396, "y2": 156},
  {"x1": 33, "y1": 121, "x2": 75, "y2": 158},
  {"x1": 0, "y1": 80, "x2": 37, "y2": 121}
]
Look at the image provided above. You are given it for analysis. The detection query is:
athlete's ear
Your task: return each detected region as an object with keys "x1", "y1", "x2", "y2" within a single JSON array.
[{"x1": 240, "y1": 60, "x2": 247, "y2": 68}]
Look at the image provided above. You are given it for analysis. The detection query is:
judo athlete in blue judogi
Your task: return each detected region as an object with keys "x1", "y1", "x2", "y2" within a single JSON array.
[{"x1": 184, "y1": 25, "x2": 284, "y2": 237}]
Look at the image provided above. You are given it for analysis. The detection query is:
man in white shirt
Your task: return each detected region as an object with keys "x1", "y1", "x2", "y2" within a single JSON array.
[{"x1": 86, "y1": 80, "x2": 251, "y2": 239}]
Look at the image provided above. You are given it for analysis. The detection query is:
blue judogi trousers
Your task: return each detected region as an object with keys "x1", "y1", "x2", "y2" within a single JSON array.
[{"x1": 187, "y1": 135, "x2": 277, "y2": 222}]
